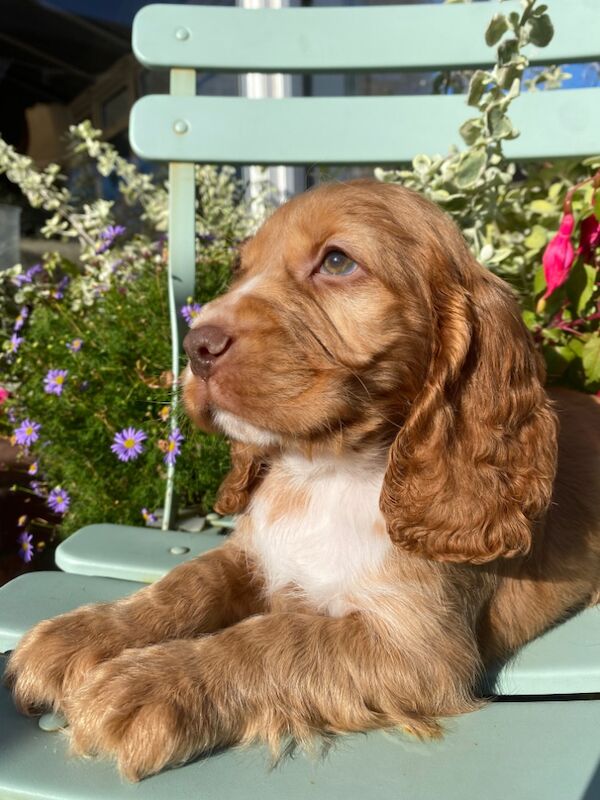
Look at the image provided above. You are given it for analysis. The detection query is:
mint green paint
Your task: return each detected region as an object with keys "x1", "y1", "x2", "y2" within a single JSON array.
[
  {"x1": 133, "y1": 1, "x2": 600, "y2": 73},
  {"x1": 130, "y1": 88, "x2": 600, "y2": 166}
]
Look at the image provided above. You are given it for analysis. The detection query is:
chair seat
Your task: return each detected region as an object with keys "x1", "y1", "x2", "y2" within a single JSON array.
[
  {"x1": 0, "y1": 654, "x2": 597, "y2": 800},
  {"x1": 55, "y1": 524, "x2": 227, "y2": 583}
]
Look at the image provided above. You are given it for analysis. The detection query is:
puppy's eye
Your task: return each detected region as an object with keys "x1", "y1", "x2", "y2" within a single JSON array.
[{"x1": 319, "y1": 251, "x2": 358, "y2": 276}]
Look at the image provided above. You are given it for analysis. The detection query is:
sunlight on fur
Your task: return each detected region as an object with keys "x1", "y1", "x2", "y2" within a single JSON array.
[{"x1": 6, "y1": 180, "x2": 600, "y2": 781}]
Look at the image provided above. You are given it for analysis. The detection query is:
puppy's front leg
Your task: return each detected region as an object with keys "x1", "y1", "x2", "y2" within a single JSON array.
[
  {"x1": 66, "y1": 610, "x2": 482, "y2": 780},
  {"x1": 6, "y1": 543, "x2": 263, "y2": 715}
]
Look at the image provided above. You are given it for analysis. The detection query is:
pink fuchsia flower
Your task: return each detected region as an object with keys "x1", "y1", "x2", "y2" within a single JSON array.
[
  {"x1": 181, "y1": 303, "x2": 202, "y2": 326},
  {"x1": 43, "y1": 369, "x2": 68, "y2": 396},
  {"x1": 14, "y1": 419, "x2": 41, "y2": 446},
  {"x1": 48, "y1": 486, "x2": 70, "y2": 514},
  {"x1": 17, "y1": 531, "x2": 34, "y2": 563},
  {"x1": 0, "y1": 387, "x2": 9, "y2": 405},
  {"x1": 542, "y1": 213, "x2": 575, "y2": 299},
  {"x1": 577, "y1": 214, "x2": 600, "y2": 263},
  {"x1": 111, "y1": 427, "x2": 147, "y2": 462}
]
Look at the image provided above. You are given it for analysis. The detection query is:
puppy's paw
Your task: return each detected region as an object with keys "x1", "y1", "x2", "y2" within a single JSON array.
[
  {"x1": 65, "y1": 644, "x2": 213, "y2": 781},
  {"x1": 5, "y1": 605, "x2": 123, "y2": 715}
]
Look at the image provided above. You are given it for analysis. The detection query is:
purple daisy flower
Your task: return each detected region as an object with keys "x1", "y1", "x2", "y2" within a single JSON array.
[
  {"x1": 13, "y1": 264, "x2": 42, "y2": 287},
  {"x1": 14, "y1": 419, "x2": 41, "y2": 446},
  {"x1": 163, "y1": 427, "x2": 184, "y2": 467},
  {"x1": 141, "y1": 507, "x2": 158, "y2": 525},
  {"x1": 180, "y1": 303, "x2": 202, "y2": 326},
  {"x1": 97, "y1": 225, "x2": 126, "y2": 254},
  {"x1": 26, "y1": 264, "x2": 42, "y2": 281},
  {"x1": 9, "y1": 334, "x2": 23, "y2": 354},
  {"x1": 13, "y1": 307, "x2": 29, "y2": 332},
  {"x1": 43, "y1": 368, "x2": 68, "y2": 396},
  {"x1": 52, "y1": 276, "x2": 70, "y2": 300},
  {"x1": 48, "y1": 486, "x2": 70, "y2": 514},
  {"x1": 111, "y1": 427, "x2": 147, "y2": 462},
  {"x1": 17, "y1": 531, "x2": 34, "y2": 563},
  {"x1": 67, "y1": 338, "x2": 83, "y2": 352},
  {"x1": 30, "y1": 480, "x2": 44, "y2": 496},
  {"x1": 28, "y1": 461, "x2": 38, "y2": 476}
]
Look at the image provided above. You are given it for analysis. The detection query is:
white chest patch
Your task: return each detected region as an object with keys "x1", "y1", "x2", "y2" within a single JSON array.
[{"x1": 247, "y1": 453, "x2": 392, "y2": 616}]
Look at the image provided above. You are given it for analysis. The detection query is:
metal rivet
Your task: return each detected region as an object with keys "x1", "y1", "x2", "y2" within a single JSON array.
[
  {"x1": 173, "y1": 119, "x2": 189, "y2": 135},
  {"x1": 169, "y1": 545, "x2": 190, "y2": 555},
  {"x1": 175, "y1": 27, "x2": 190, "y2": 41},
  {"x1": 39, "y1": 712, "x2": 67, "y2": 732}
]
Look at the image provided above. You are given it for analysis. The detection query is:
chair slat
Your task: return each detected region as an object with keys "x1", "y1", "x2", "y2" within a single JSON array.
[
  {"x1": 133, "y1": 0, "x2": 600, "y2": 73},
  {"x1": 130, "y1": 87, "x2": 600, "y2": 165}
]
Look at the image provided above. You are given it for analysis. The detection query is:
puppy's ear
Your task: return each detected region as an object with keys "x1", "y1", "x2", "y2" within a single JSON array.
[
  {"x1": 214, "y1": 441, "x2": 269, "y2": 515},
  {"x1": 380, "y1": 252, "x2": 558, "y2": 565}
]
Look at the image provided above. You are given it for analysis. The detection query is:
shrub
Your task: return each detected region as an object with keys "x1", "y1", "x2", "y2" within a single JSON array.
[
  {"x1": 378, "y1": 0, "x2": 600, "y2": 392},
  {"x1": 0, "y1": 124, "x2": 268, "y2": 546}
]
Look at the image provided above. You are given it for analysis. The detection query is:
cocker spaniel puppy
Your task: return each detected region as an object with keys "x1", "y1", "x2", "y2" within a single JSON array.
[{"x1": 6, "y1": 180, "x2": 600, "y2": 781}]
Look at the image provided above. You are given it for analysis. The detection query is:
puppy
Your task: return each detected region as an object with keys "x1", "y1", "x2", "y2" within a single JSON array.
[{"x1": 7, "y1": 180, "x2": 600, "y2": 781}]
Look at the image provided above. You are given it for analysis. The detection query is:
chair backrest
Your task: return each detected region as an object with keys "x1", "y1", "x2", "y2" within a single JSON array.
[
  {"x1": 128, "y1": 0, "x2": 600, "y2": 528},
  {"x1": 130, "y1": 0, "x2": 600, "y2": 302}
]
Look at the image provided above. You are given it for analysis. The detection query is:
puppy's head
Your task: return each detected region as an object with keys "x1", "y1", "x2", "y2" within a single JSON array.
[{"x1": 183, "y1": 180, "x2": 557, "y2": 563}]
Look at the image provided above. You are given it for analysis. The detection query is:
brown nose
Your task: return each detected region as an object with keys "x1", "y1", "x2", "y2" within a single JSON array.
[{"x1": 183, "y1": 325, "x2": 232, "y2": 379}]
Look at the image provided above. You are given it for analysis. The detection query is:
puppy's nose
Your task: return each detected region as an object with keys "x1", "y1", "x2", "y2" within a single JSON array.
[{"x1": 183, "y1": 325, "x2": 232, "y2": 379}]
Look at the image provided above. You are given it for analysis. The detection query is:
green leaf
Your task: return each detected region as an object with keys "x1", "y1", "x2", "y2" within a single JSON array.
[
  {"x1": 508, "y1": 11, "x2": 520, "y2": 31},
  {"x1": 522, "y1": 309, "x2": 537, "y2": 329},
  {"x1": 582, "y1": 334, "x2": 600, "y2": 383},
  {"x1": 459, "y1": 118, "x2": 483, "y2": 146},
  {"x1": 579, "y1": 264, "x2": 598, "y2": 314},
  {"x1": 412, "y1": 154, "x2": 431, "y2": 175},
  {"x1": 533, "y1": 264, "x2": 546, "y2": 297},
  {"x1": 524, "y1": 225, "x2": 548, "y2": 252},
  {"x1": 530, "y1": 199, "x2": 556, "y2": 216},
  {"x1": 454, "y1": 148, "x2": 487, "y2": 189},
  {"x1": 467, "y1": 70, "x2": 489, "y2": 107},
  {"x1": 487, "y1": 107, "x2": 518, "y2": 140},
  {"x1": 497, "y1": 38, "x2": 519, "y2": 64},
  {"x1": 543, "y1": 344, "x2": 574, "y2": 380},
  {"x1": 527, "y1": 13, "x2": 554, "y2": 47},
  {"x1": 568, "y1": 338, "x2": 585, "y2": 359},
  {"x1": 485, "y1": 14, "x2": 509, "y2": 46},
  {"x1": 569, "y1": 263, "x2": 598, "y2": 315}
]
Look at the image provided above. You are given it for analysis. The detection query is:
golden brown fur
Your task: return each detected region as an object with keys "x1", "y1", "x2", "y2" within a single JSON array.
[{"x1": 6, "y1": 180, "x2": 600, "y2": 781}]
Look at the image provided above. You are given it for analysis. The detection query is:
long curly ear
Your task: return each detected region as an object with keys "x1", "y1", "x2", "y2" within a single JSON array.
[
  {"x1": 380, "y1": 255, "x2": 558, "y2": 565},
  {"x1": 214, "y1": 441, "x2": 269, "y2": 515}
]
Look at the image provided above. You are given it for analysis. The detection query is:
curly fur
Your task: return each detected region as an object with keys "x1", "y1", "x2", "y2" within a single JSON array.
[{"x1": 6, "y1": 180, "x2": 600, "y2": 781}]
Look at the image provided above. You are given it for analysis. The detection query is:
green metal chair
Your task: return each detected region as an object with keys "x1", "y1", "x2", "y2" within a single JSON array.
[{"x1": 1, "y1": 2, "x2": 600, "y2": 797}]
